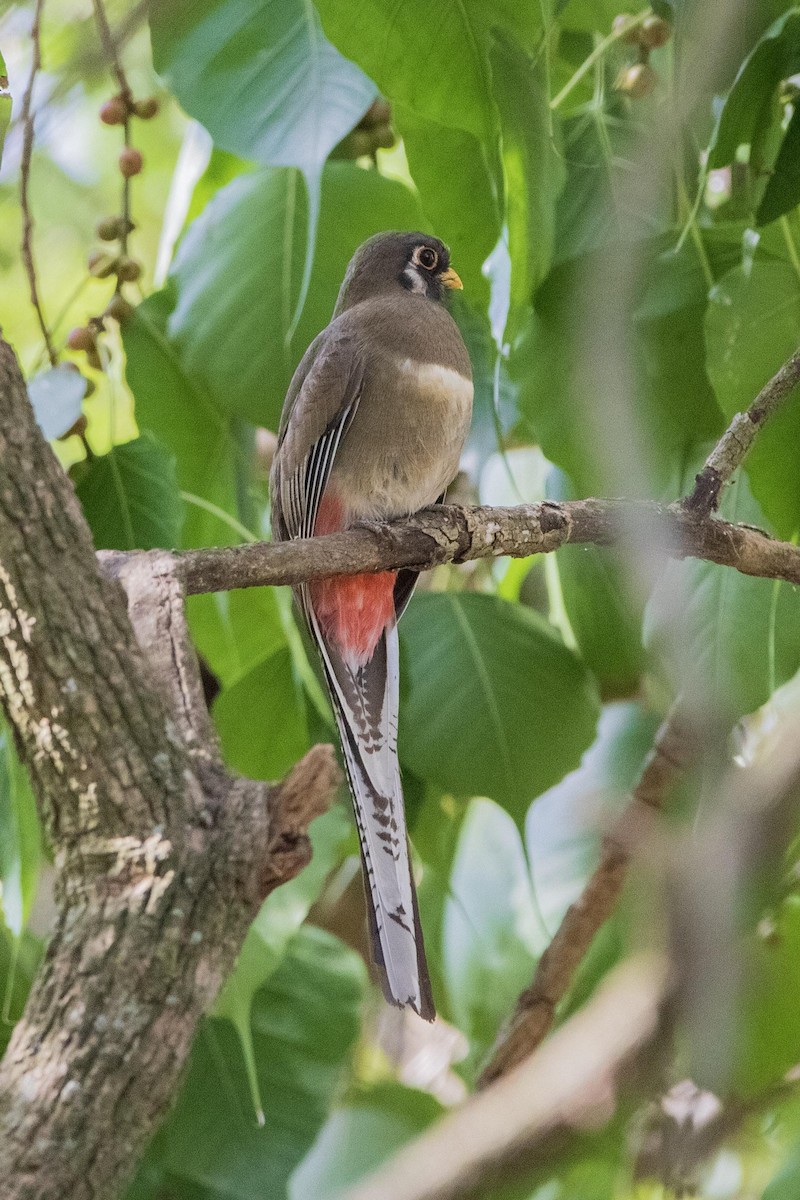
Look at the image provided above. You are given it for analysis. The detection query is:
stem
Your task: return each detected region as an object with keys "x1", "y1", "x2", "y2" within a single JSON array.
[{"x1": 550, "y1": 11, "x2": 647, "y2": 110}]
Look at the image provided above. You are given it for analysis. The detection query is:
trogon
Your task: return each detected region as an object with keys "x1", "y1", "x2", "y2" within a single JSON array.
[{"x1": 270, "y1": 232, "x2": 473, "y2": 1019}]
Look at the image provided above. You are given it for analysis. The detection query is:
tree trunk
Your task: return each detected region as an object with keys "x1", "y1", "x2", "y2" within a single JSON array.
[{"x1": 0, "y1": 333, "x2": 337, "y2": 1199}]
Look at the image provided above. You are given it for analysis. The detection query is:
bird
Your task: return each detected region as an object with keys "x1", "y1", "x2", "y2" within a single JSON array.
[{"x1": 270, "y1": 232, "x2": 473, "y2": 1020}]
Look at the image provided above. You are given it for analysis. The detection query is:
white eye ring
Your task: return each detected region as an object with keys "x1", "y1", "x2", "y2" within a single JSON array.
[{"x1": 414, "y1": 246, "x2": 439, "y2": 271}]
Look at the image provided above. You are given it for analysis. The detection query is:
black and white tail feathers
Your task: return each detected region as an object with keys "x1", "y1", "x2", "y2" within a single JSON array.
[{"x1": 306, "y1": 603, "x2": 434, "y2": 1020}]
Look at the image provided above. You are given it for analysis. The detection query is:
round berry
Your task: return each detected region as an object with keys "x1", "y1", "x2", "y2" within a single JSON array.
[
  {"x1": 612, "y1": 13, "x2": 642, "y2": 44},
  {"x1": 132, "y1": 96, "x2": 160, "y2": 120},
  {"x1": 116, "y1": 257, "x2": 142, "y2": 284},
  {"x1": 640, "y1": 14, "x2": 671, "y2": 48},
  {"x1": 100, "y1": 96, "x2": 128, "y2": 126},
  {"x1": 118, "y1": 147, "x2": 143, "y2": 178},
  {"x1": 615, "y1": 62, "x2": 658, "y2": 99},
  {"x1": 67, "y1": 326, "x2": 95, "y2": 352}
]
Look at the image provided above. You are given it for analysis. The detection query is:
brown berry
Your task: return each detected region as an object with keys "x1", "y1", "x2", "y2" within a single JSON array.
[
  {"x1": 116, "y1": 257, "x2": 142, "y2": 283},
  {"x1": 96, "y1": 216, "x2": 123, "y2": 241},
  {"x1": 99, "y1": 96, "x2": 128, "y2": 126},
  {"x1": 88, "y1": 250, "x2": 118, "y2": 278},
  {"x1": 132, "y1": 96, "x2": 159, "y2": 120},
  {"x1": 67, "y1": 326, "x2": 96, "y2": 352},
  {"x1": 640, "y1": 14, "x2": 671, "y2": 49},
  {"x1": 371, "y1": 123, "x2": 396, "y2": 150},
  {"x1": 615, "y1": 62, "x2": 658, "y2": 99},
  {"x1": 105, "y1": 293, "x2": 135, "y2": 323},
  {"x1": 612, "y1": 13, "x2": 641, "y2": 44},
  {"x1": 86, "y1": 346, "x2": 103, "y2": 372},
  {"x1": 118, "y1": 147, "x2": 143, "y2": 177}
]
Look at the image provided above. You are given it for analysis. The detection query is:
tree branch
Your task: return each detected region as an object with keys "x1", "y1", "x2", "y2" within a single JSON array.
[
  {"x1": 478, "y1": 704, "x2": 700, "y2": 1088},
  {"x1": 0, "y1": 333, "x2": 339, "y2": 1200},
  {"x1": 343, "y1": 955, "x2": 670, "y2": 1200},
  {"x1": 102, "y1": 498, "x2": 800, "y2": 595},
  {"x1": 685, "y1": 346, "x2": 800, "y2": 514}
]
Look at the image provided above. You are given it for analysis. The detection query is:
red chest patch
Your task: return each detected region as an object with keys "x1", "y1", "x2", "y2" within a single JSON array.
[{"x1": 311, "y1": 491, "x2": 397, "y2": 665}]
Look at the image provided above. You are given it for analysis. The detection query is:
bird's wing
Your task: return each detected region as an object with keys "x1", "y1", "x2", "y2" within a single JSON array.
[{"x1": 270, "y1": 331, "x2": 434, "y2": 1020}]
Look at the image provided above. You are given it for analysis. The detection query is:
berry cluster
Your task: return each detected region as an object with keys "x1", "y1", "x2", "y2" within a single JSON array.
[
  {"x1": 67, "y1": 90, "x2": 159, "y2": 368},
  {"x1": 613, "y1": 11, "x2": 671, "y2": 100}
]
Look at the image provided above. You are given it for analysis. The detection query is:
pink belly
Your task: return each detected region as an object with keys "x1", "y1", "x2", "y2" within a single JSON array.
[{"x1": 310, "y1": 491, "x2": 396, "y2": 665}]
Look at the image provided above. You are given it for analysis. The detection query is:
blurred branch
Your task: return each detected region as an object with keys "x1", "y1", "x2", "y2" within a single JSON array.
[
  {"x1": 343, "y1": 955, "x2": 670, "y2": 1200},
  {"x1": 19, "y1": 0, "x2": 58, "y2": 368},
  {"x1": 479, "y1": 704, "x2": 700, "y2": 1088},
  {"x1": 105, "y1": 497, "x2": 800, "y2": 593},
  {"x1": 685, "y1": 346, "x2": 800, "y2": 514},
  {"x1": 91, "y1": 0, "x2": 134, "y2": 267}
]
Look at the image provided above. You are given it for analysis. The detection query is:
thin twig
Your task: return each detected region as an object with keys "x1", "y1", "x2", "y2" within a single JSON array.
[
  {"x1": 478, "y1": 705, "x2": 700, "y2": 1088},
  {"x1": 343, "y1": 956, "x2": 670, "y2": 1200},
  {"x1": 19, "y1": 0, "x2": 57, "y2": 368},
  {"x1": 685, "y1": 346, "x2": 800, "y2": 514},
  {"x1": 101, "y1": 497, "x2": 800, "y2": 594}
]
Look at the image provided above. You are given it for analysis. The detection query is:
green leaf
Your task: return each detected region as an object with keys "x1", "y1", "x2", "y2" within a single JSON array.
[
  {"x1": 0, "y1": 726, "x2": 41, "y2": 937},
  {"x1": 214, "y1": 805, "x2": 352, "y2": 1123},
  {"x1": 525, "y1": 702, "x2": 661, "y2": 934},
  {"x1": 397, "y1": 107, "x2": 500, "y2": 308},
  {"x1": 644, "y1": 467, "x2": 800, "y2": 722},
  {"x1": 212, "y1": 648, "x2": 310, "y2": 781},
  {"x1": 708, "y1": 8, "x2": 800, "y2": 170},
  {"x1": 74, "y1": 433, "x2": 184, "y2": 551},
  {"x1": 733, "y1": 896, "x2": 800, "y2": 1096},
  {"x1": 164, "y1": 163, "x2": 425, "y2": 429},
  {"x1": 399, "y1": 592, "x2": 601, "y2": 826},
  {"x1": 290, "y1": 1082, "x2": 444, "y2": 1199},
  {"x1": 187, "y1": 588, "x2": 288, "y2": 691},
  {"x1": 705, "y1": 260, "x2": 800, "y2": 537},
  {"x1": 514, "y1": 244, "x2": 722, "y2": 496},
  {"x1": 149, "y1": 0, "x2": 378, "y2": 329},
  {"x1": 133, "y1": 926, "x2": 365, "y2": 1200},
  {"x1": 316, "y1": 0, "x2": 539, "y2": 146},
  {"x1": 491, "y1": 30, "x2": 565, "y2": 330},
  {"x1": 123, "y1": 291, "x2": 239, "y2": 549},
  {"x1": 442, "y1": 798, "x2": 540, "y2": 1072},
  {"x1": 548, "y1": 470, "x2": 646, "y2": 698},
  {"x1": 0, "y1": 927, "x2": 41, "y2": 1057},
  {"x1": 150, "y1": 0, "x2": 376, "y2": 176},
  {"x1": 27, "y1": 365, "x2": 87, "y2": 440},
  {"x1": 757, "y1": 103, "x2": 800, "y2": 225}
]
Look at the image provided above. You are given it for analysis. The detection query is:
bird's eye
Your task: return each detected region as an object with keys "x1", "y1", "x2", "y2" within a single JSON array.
[{"x1": 415, "y1": 246, "x2": 439, "y2": 271}]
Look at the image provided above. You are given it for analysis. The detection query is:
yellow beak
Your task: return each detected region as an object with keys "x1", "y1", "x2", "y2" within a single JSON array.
[{"x1": 440, "y1": 266, "x2": 463, "y2": 290}]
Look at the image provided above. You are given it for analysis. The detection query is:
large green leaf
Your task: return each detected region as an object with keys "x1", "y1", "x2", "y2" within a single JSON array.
[
  {"x1": 398, "y1": 108, "x2": 500, "y2": 308},
  {"x1": 708, "y1": 8, "x2": 800, "y2": 173},
  {"x1": 149, "y1": 0, "x2": 377, "y2": 325},
  {"x1": 74, "y1": 433, "x2": 184, "y2": 552},
  {"x1": 123, "y1": 291, "x2": 239, "y2": 550},
  {"x1": 316, "y1": 0, "x2": 540, "y2": 146},
  {"x1": 548, "y1": 470, "x2": 646, "y2": 698},
  {"x1": 0, "y1": 726, "x2": 41, "y2": 937},
  {"x1": 131, "y1": 926, "x2": 365, "y2": 1200},
  {"x1": 214, "y1": 805, "x2": 352, "y2": 1124},
  {"x1": 644, "y1": 467, "x2": 800, "y2": 722},
  {"x1": 213, "y1": 648, "x2": 310, "y2": 781},
  {"x1": 399, "y1": 592, "x2": 601, "y2": 825},
  {"x1": 491, "y1": 30, "x2": 565, "y2": 332},
  {"x1": 150, "y1": 0, "x2": 376, "y2": 175},
  {"x1": 705, "y1": 260, "x2": 800, "y2": 537},
  {"x1": 290, "y1": 1082, "x2": 443, "y2": 1199},
  {"x1": 514, "y1": 244, "x2": 723, "y2": 496},
  {"x1": 164, "y1": 162, "x2": 424, "y2": 428},
  {"x1": 442, "y1": 797, "x2": 540, "y2": 1073}
]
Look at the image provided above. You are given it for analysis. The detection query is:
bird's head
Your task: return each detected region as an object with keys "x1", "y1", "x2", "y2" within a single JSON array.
[{"x1": 334, "y1": 231, "x2": 463, "y2": 314}]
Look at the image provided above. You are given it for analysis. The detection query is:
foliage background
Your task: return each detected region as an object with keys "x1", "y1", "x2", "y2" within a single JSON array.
[{"x1": 2, "y1": 0, "x2": 800, "y2": 1196}]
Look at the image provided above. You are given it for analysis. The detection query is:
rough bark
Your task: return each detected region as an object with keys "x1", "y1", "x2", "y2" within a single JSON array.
[
  {"x1": 103, "y1": 497, "x2": 800, "y2": 596},
  {"x1": 0, "y1": 334, "x2": 338, "y2": 1199}
]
